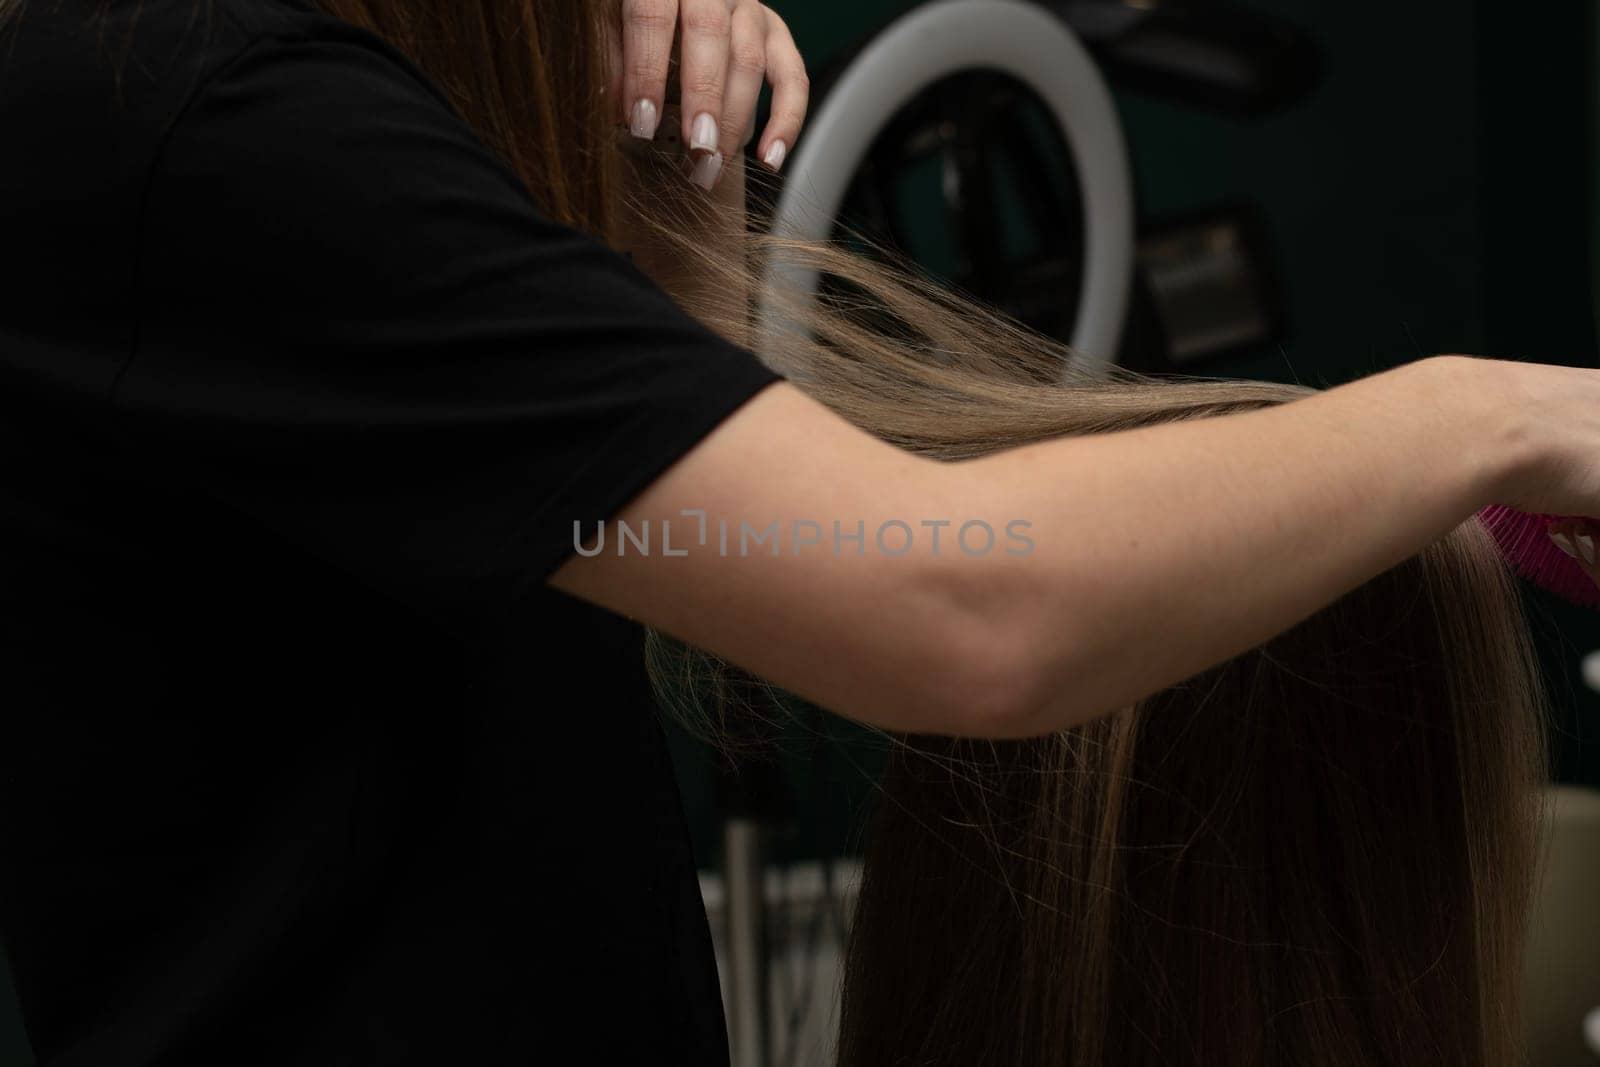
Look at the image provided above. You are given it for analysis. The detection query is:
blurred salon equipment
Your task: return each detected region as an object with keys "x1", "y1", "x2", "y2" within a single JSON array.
[
  {"x1": 755, "y1": 0, "x2": 1321, "y2": 382},
  {"x1": 1525, "y1": 785, "x2": 1600, "y2": 1065},
  {"x1": 755, "y1": 0, "x2": 1136, "y2": 374},
  {"x1": 1050, "y1": 0, "x2": 1321, "y2": 116}
]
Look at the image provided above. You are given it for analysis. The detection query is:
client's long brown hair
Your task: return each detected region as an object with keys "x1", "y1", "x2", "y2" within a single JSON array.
[
  {"x1": 41, "y1": 2, "x2": 1547, "y2": 1061},
  {"x1": 836, "y1": 460, "x2": 1547, "y2": 1066}
]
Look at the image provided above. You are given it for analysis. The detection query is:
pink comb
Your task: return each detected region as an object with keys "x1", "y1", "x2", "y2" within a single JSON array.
[{"x1": 1477, "y1": 506, "x2": 1600, "y2": 608}]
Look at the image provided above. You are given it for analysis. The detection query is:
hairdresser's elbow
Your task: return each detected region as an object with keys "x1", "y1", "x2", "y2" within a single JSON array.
[{"x1": 914, "y1": 562, "x2": 1072, "y2": 740}]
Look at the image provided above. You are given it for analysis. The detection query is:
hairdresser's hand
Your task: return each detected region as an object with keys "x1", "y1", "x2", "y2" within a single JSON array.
[
  {"x1": 1450, "y1": 354, "x2": 1600, "y2": 519},
  {"x1": 609, "y1": 0, "x2": 809, "y2": 188}
]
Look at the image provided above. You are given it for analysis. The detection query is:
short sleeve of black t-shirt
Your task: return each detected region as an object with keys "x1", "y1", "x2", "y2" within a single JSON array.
[
  {"x1": 0, "y1": 2, "x2": 781, "y2": 1065},
  {"x1": 114, "y1": 11, "x2": 782, "y2": 626}
]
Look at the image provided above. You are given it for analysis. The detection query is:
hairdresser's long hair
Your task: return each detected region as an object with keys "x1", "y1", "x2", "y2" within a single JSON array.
[
  {"x1": 57, "y1": 2, "x2": 1543, "y2": 1061},
  {"x1": 300, "y1": 0, "x2": 613, "y2": 235}
]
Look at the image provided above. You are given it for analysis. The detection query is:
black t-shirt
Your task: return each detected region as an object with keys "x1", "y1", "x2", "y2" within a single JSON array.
[{"x1": 0, "y1": 0, "x2": 783, "y2": 1062}]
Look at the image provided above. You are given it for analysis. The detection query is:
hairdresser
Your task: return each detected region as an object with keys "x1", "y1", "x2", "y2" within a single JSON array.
[{"x1": 1, "y1": 0, "x2": 1598, "y2": 1064}]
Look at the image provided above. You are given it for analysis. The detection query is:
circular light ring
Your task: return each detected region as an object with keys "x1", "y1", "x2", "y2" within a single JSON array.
[{"x1": 756, "y1": 0, "x2": 1135, "y2": 377}]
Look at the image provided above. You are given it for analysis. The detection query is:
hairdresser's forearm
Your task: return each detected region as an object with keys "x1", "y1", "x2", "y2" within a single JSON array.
[
  {"x1": 949, "y1": 355, "x2": 1522, "y2": 736},
  {"x1": 553, "y1": 358, "x2": 1540, "y2": 739}
]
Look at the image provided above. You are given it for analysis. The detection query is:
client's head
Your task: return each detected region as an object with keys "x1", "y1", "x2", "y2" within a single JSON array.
[{"x1": 835, "y1": 386, "x2": 1548, "y2": 1067}]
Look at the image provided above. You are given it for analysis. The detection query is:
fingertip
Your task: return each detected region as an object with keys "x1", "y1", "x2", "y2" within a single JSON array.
[
  {"x1": 629, "y1": 97, "x2": 661, "y2": 140},
  {"x1": 686, "y1": 149, "x2": 724, "y2": 191},
  {"x1": 761, "y1": 138, "x2": 787, "y2": 171},
  {"x1": 688, "y1": 110, "x2": 720, "y2": 154}
]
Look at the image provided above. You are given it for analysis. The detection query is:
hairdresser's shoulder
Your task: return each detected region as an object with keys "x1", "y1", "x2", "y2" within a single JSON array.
[{"x1": 0, "y1": 0, "x2": 439, "y2": 132}]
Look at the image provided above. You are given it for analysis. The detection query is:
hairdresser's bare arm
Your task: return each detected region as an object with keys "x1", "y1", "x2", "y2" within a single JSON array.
[{"x1": 550, "y1": 356, "x2": 1589, "y2": 738}]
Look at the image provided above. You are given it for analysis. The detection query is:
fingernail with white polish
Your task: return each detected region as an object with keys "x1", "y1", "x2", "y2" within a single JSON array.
[
  {"x1": 1578, "y1": 532, "x2": 1596, "y2": 565},
  {"x1": 1549, "y1": 530, "x2": 1580, "y2": 558},
  {"x1": 763, "y1": 139, "x2": 787, "y2": 171},
  {"x1": 690, "y1": 112, "x2": 718, "y2": 153},
  {"x1": 629, "y1": 98, "x2": 658, "y2": 140},
  {"x1": 689, "y1": 151, "x2": 723, "y2": 190}
]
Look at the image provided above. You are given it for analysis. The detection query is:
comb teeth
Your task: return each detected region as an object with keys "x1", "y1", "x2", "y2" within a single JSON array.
[{"x1": 1476, "y1": 505, "x2": 1600, "y2": 608}]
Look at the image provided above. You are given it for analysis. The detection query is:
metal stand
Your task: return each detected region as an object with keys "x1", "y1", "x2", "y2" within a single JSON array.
[
  {"x1": 715, "y1": 722, "x2": 791, "y2": 1067},
  {"x1": 723, "y1": 816, "x2": 769, "y2": 1067}
]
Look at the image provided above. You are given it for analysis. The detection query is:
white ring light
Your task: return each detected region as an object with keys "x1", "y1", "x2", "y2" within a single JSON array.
[{"x1": 755, "y1": 0, "x2": 1135, "y2": 379}]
